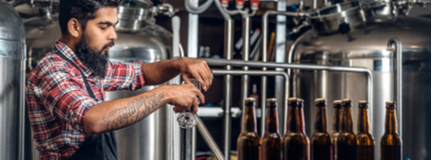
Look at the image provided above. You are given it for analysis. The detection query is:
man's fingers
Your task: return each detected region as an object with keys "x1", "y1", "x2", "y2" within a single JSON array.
[
  {"x1": 204, "y1": 63, "x2": 213, "y2": 87},
  {"x1": 190, "y1": 71, "x2": 207, "y2": 92},
  {"x1": 182, "y1": 74, "x2": 191, "y2": 84},
  {"x1": 195, "y1": 88, "x2": 205, "y2": 104},
  {"x1": 191, "y1": 97, "x2": 198, "y2": 114}
]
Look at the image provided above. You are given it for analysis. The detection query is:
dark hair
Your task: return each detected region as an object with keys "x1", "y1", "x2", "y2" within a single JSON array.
[{"x1": 59, "y1": 0, "x2": 121, "y2": 34}]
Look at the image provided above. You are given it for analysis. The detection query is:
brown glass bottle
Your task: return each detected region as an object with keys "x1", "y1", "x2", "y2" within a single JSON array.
[
  {"x1": 330, "y1": 100, "x2": 342, "y2": 160},
  {"x1": 261, "y1": 98, "x2": 282, "y2": 160},
  {"x1": 237, "y1": 97, "x2": 261, "y2": 160},
  {"x1": 283, "y1": 98, "x2": 309, "y2": 160},
  {"x1": 380, "y1": 101, "x2": 402, "y2": 160},
  {"x1": 336, "y1": 99, "x2": 357, "y2": 160},
  {"x1": 311, "y1": 98, "x2": 333, "y2": 160},
  {"x1": 356, "y1": 100, "x2": 375, "y2": 160}
]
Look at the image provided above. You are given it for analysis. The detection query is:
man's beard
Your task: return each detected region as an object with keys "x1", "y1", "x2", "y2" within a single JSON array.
[{"x1": 75, "y1": 34, "x2": 114, "y2": 78}]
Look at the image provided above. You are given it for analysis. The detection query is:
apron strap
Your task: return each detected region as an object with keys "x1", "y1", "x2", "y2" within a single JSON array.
[{"x1": 55, "y1": 50, "x2": 118, "y2": 160}]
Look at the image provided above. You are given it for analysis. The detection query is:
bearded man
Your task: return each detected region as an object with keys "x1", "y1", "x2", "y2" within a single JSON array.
[{"x1": 26, "y1": 0, "x2": 213, "y2": 159}]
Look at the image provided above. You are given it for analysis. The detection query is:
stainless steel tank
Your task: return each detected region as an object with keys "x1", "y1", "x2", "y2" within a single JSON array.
[
  {"x1": 23, "y1": 1, "x2": 173, "y2": 159},
  {"x1": 289, "y1": 3, "x2": 430, "y2": 160},
  {"x1": 0, "y1": 1, "x2": 26, "y2": 160},
  {"x1": 107, "y1": 4, "x2": 172, "y2": 160}
]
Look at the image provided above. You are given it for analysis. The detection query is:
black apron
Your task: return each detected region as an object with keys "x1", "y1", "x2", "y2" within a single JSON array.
[{"x1": 55, "y1": 50, "x2": 118, "y2": 160}]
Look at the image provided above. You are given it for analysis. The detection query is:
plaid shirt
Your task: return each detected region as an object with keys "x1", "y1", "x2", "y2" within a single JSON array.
[{"x1": 26, "y1": 41, "x2": 146, "y2": 160}]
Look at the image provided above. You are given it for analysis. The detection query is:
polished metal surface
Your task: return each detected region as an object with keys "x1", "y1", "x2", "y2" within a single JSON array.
[
  {"x1": 241, "y1": 17, "x2": 250, "y2": 133},
  {"x1": 108, "y1": 18, "x2": 172, "y2": 160},
  {"x1": 205, "y1": 60, "x2": 374, "y2": 133},
  {"x1": 222, "y1": 19, "x2": 233, "y2": 160},
  {"x1": 290, "y1": 16, "x2": 430, "y2": 160},
  {"x1": 309, "y1": 2, "x2": 369, "y2": 34},
  {"x1": 274, "y1": 0, "x2": 287, "y2": 135},
  {"x1": 0, "y1": 2, "x2": 26, "y2": 160},
  {"x1": 261, "y1": 10, "x2": 310, "y2": 134}
]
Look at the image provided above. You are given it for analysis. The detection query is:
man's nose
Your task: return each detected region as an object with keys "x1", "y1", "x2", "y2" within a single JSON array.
[{"x1": 108, "y1": 27, "x2": 118, "y2": 40}]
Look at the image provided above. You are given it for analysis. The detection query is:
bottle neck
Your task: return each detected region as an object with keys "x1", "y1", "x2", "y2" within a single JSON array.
[
  {"x1": 341, "y1": 106, "x2": 354, "y2": 133},
  {"x1": 314, "y1": 106, "x2": 328, "y2": 133},
  {"x1": 385, "y1": 108, "x2": 398, "y2": 134},
  {"x1": 242, "y1": 104, "x2": 257, "y2": 132},
  {"x1": 357, "y1": 107, "x2": 370, "y2": 134},
  {"x1": 286, "y1": 106, "x2": 301, "y2": 133},
  {"x1": 265, "y1": 106, "x2": 279, "y2": 133},
  {"x1": 299, "y1": 107, "x2": 307, "y2": 134},
  {"x1": 332, "y1": 108, "x2": 342, "y2": 132}
]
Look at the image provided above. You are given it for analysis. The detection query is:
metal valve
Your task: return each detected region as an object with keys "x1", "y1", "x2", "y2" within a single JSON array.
[{"x1": 235, "y1": 0, "x2": 245, "y2": 9}]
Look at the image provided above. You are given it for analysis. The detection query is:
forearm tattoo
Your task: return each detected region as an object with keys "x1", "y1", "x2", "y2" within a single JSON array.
[{"x1": 102, "y1": 93, "x2": 165, "y2": 131}]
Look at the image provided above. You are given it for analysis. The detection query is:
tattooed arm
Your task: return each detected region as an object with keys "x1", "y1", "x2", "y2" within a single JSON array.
[
  {"x1": 141, "y1": 57, "x2": 213, "y2": 91},
  {"x1": 83, "y1": 84, "x2": 204, "y2": 135}
]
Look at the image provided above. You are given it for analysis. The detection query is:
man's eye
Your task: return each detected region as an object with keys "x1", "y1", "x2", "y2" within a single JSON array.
[{"x1": 100, "y1": 27, "x2": 107, "y2": 30}]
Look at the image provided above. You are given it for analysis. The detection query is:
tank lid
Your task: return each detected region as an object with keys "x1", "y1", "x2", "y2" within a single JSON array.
[{"x1": 0, "y1": 2, "x2": 25, "y2": 41}]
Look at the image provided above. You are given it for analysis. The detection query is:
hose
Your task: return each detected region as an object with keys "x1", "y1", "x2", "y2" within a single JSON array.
[
  {"x1": 184, "y1": 0, "x2": 214, "y2": 14},
  {"x1": 214, "y1": 0, "x2": 232, "y2": 20}
]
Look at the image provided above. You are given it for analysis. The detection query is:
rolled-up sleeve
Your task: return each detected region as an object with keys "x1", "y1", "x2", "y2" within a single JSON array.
[
  {"x1": 103, "y1": 61, "x2": 146, "y2": 91},
  {"x1": 38, "y1": 66, "x2": 99, "y2": 133}
]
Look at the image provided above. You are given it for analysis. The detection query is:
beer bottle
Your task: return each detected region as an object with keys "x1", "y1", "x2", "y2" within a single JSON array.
[
  {"x1": 298, "y1": 99, "x2": 311, "y2": 160},
  {"x1": 336, "y1": 99, "x2": 357, "y2": 160},
  {"x1": 356, "y1": 100, "x2": 375, "y2": 160},
  {"x1": 237, "y1": 97, "x2": 260, "y2": 160},
  {"x1": 330, "y1": 100, "x2": 342, "y2": 160},
  {"x1": 311, "y1": 98, "x2": 333, "y2": 160},
  {"x1": 283, "y1": 98, "x2": 309, "y2": 160},
  {"x1": 380, "y1": 101, "x2": 402, "y2": 160},
  {"x1": 261, "y1": 98, "x2": 282, "y2": 160}
]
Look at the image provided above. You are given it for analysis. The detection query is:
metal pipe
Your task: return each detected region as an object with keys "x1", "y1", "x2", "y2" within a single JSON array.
[
  {"x1": 262, "y1": 13, "x2": 309, "y2": 132},
  {"x1": 19, "y1": 60, "x2": 25, "y2": 160},
  {"x1": 222, "y1": 19, "x2": 234, "y2": 160},
  {"x1": 274, "y1": 0, "x2": 288, "y2": 135},
  {"x1": 195, "y1": 116, "x2": 225, "y2": 160},
  {"x1": 213, "y1": 70, "x2": 290, "y2": 120},
  {"x1": 205, "y1": 59, "x2": 374, "y2": 120},
  {"x1": 241, "y1": 17, "x2": 251, "y2": 130},
  {"x1": 387, "y1": 37, "x2": 403, "y2": 139},
  {"x1": 262, "y1": 11, "x2": 309, "y2": 68}
]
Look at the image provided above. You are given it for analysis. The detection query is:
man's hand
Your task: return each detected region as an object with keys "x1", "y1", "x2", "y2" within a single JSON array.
[
  {"x1": 163, "y1": 84, "x2": 204, "y2": 114},
  {"x1": 175, "y1": 57, "x2": 213, "y2": 92}
]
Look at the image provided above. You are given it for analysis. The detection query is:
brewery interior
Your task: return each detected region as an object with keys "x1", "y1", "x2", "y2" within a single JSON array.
[{"x1": 0, "y1": 0, "x2": 430, "y2": 159}]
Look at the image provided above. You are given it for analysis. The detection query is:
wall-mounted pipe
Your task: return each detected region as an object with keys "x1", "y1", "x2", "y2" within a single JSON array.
[
  {"x1": 387, "y1": 37, "x2": 403, "y2": 141},
  {"x1": 204, "y1": 59, "x2": 374, "y2": 134}
]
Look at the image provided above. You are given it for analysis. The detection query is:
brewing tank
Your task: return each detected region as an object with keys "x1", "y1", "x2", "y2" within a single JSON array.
[
  {"x1": 289, "y1": 7, "x2": 431, "y2": 160},
  {"x1": 107, "y1": 5, "x2": 172, "y2": 160},
  {"x1": 0, "y1": 1, "x2": 26, "y2": 160},
  {"x1": 23, "y1": 3, "x2": 172, "y2": 160}
]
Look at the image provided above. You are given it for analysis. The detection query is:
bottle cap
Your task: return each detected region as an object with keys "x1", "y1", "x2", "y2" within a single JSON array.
[
  {"x1": 297, "y1": 98, "x2": 304, "y2": 103},
  {"x1": 266, "y1": 98, "x2": 277, "y2": 102},
  {"x1": 245, "y1": 97, "x2": 256, "y2": 102},
  {"x1": 385, "y1": 101, "x2": 397, "y2": 109},
  {"x1": 333, "y1": 100, "x2": 342, "y2": 108},
  {"x1": 386, "y1": 101, "x2": 396, "y2": 105},
  {"x1": 342, "y1": 99, "x2": 352, "y2": 107},
  {"x1": 288, "y1": 97, "x2": 297, "y2": 102},
  {"x1": 358, "y1": 100, "x2": 368, "y2": 108},
  {"x1": 297, "y1": 98, "x2": 304, "y2": 108},
  {"x1": 315, "y1": 98, "x2": 326, "y2": 106}
]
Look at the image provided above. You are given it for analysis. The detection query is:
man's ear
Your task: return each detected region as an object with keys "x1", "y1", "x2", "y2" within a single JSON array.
[{"x1": 67, "y1": 18, "x2": 82, "y2": 38}]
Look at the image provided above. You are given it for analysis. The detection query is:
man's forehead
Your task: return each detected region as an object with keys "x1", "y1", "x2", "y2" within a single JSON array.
[{"x1": 94, "y1": 7, "x2": 118, "y2": 23}]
